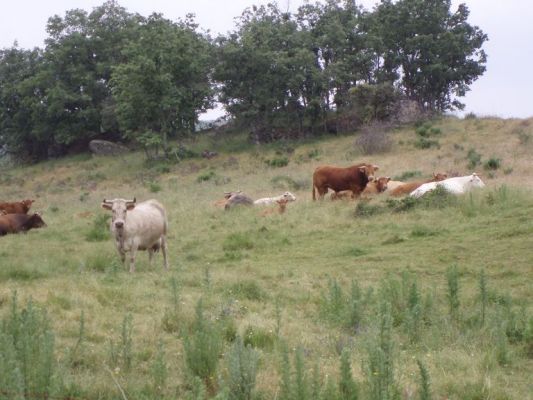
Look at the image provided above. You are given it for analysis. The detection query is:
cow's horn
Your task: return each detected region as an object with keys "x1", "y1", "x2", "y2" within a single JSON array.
[{"x1": 102, "y1": 198, "x2": 111, "y2": 204}]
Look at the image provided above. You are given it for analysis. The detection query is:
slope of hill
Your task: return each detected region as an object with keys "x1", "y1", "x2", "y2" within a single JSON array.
[{"x1": 0, "y1": 116, "x2": 532, "y2": 399}]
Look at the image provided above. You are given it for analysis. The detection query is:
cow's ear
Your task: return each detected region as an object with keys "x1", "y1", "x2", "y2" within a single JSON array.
[
  {"x1": 386, "y1": 177, "x2": 391, "y2": 182},
  {"x1": 101, "y1": 202, "x2": 112, "y2": 210},
  {"x1": 373, "y1": 165, "x2": 379, "y2": 171},
  {"x1": 126, "y1": 203, "x2": 136, "y2": 210},
  {"x1": 359, "y1": 166, "x2": 367, "y2": 173}
]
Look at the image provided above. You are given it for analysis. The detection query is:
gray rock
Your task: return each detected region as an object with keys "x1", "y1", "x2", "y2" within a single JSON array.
[{"x1": 89, "y1": 140, "x2": 128, "y2": 156}]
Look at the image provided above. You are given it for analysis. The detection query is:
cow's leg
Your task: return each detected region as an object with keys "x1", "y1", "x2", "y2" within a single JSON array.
[
  {"x1": 161, "y1": 235, "x2": 169, "y2": 270},
  {"x1": 129, "y1": 246, "x2": 137, "y2": 273},
  {"x1": 148, "y1": 248, "x2": 154, "y2": 268}
]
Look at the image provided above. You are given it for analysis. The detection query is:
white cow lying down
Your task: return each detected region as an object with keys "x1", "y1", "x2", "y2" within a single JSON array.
[
  {"x1": 410, "y1": 173, "x2": 486, "y2": 198},
  {"x1": 254, "y1": 191, "x2": 296, "y2": 205}
]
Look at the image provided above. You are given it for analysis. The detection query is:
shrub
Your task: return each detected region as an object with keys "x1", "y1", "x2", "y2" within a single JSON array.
[
  {"x1": 243, "y1": 326, "x2": 276, "y2": 350},
  {"x1": 466, "y1": 148, "x2": 482, "y2": 169},
  {"x1": 197, "y1": 170, "x2": 217, "y2": 183},
  {"x1": 0, "y1": 293, "x2": 61, "y2": 398},
  {"x1": 224, "y1": 336, "x2": 259, "y2": 400},
  {"x1": 354, "y1": 201, "x2": 383, "y2": 217},
  {"x1": 414, "y1": 137, "x2": 439, "y2": 149},
  {"x1": 355, "y1": 123, "x2": 393, "y2": 155},
  {"x1": 483, "y1": 157, "x2": 501, "y2": 170},
  {"x1": 265, "y1": 157, "x2": 289, "y2": 168},
  {"x1": 149, "y1": 181, "x2": 162, "y2": 193},
  {"x1": 184, "y1": 299, "x2": 222, "y2": 388}
]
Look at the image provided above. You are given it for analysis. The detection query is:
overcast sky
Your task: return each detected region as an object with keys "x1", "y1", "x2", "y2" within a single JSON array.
[{"x1": 1, "y1": 0, "x2": 532, "y2": 119}]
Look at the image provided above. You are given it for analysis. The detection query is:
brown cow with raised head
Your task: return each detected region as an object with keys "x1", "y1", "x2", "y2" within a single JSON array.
[
  {"x1": 0, "y1": 213, "x2": 47, "y2": 236},
  {"x1": 362, "y1": 176, "x2": 391, "y2": 196},
  {"x1": 312, "y1": 163, "x2": 379, "y2": 200},
  {"x1": 390, "y1": 173, "x2": 448, "y2": 197},
  {"x1": 0, "y1": 199, "x2": 35, "y2": 214}
]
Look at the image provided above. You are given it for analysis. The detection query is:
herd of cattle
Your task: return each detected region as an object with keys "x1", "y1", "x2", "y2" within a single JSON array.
[{"x1": 0, "y1": 162, "x2": 486, "y2": 272}]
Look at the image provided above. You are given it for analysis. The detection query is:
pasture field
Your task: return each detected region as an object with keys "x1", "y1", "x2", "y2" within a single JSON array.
[{"x1": 0, "y1": 116, "x2": 532, "y2": 399}]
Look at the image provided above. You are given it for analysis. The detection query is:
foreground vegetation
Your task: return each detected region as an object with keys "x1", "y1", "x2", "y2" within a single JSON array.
[{"x1": 0, "y1": 116, "x2": 532, "y2": 399}]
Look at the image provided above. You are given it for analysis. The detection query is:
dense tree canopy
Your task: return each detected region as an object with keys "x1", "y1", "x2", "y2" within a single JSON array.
[{"x1": 0, "y1": 0, "x2": 487, "y2": 160}]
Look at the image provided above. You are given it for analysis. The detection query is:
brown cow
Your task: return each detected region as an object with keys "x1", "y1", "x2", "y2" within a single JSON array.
[
  {"x1": 390, "y1": 173, "x2": 448, "y2": 197},
  {"x1": 331, "y1": 176, "x2": 390, "y2": 200},
  {"x1": 0, "y1": 199, "x2": 35, "y2": 214},
  {"x1": 362, "y1": 176, "x2": 391, "y2": 196},
  {"x1": 312, "y1": 163, "x2": 379, "y2": 200},
  {"x1": 0, "y1": 213, "x2": 47, "y2": 236}
]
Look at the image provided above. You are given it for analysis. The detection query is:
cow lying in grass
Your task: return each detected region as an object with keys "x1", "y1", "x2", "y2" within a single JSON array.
[
  {"x1": 390, "y1": 173, "x2": 448, "y2": 197},
  {"x1": 0, "y1": 213, "x2": 46, "y2": 236},
  {"x1": 260, "y1": 198, "x2": 289, "y2": 216},
  {"x1": 101, "y1": 198, "x2": 168, "y2": 272},
  {"x1": 254, "y1": 191, "x2": 296, "y2": 205},
  {"x1": 331, "y1": 176, "x2": 390, "y2": 200},
  {"x1": 0, "y1": 199, "x2": 35, "y2": 214},
  {"x1": 410, "y1": 173, "x2": 486, "y2": 198}
]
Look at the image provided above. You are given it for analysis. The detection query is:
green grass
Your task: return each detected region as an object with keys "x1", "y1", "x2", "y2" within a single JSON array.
[{"x1": 0, "y1": 117, "x2": 531, "y2": 399}]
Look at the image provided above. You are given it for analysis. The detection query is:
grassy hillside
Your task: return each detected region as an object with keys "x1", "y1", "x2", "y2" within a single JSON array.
[{"x1": 0, "y1": 116, "x2": 532, "y2": 399}]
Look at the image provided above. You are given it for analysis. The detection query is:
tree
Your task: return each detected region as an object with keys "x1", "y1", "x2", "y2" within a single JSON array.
[
  {"x1": 372, "y1": 0, "x2": 487, "y2": 111},
  {"x1": 111, "y1": 13, "x2": 213, "y2": 157}
]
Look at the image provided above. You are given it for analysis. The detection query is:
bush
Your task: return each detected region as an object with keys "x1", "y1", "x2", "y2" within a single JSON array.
[
  {"x1": 466, "y1": 148, "x2": 482, "y2": 169},
  {"x1": 0, "y1": 293, "x2": 61, "y2": 398},
  {"x1": 197, "y1": 170, "x2": 217, "y2": 183},
  {"x1": 354, "y1": 201, "x2": 383, "y2": 217},
  {"x1": 484, "y1": 157, "x2": 501, "y2": 170},
  {"x1": 243, "y1": 326, "x2": 276, "y2": 350},
  {"x1": 414, "y1": 137, "x2": 439, "y2": 149},
  {"x1": 224, "y1": 336, "x2": 259, "y2": 400},
  {"x1": 184, "y1": 299, "x2": 223, "y2": 389},
  {"x1": 265, "y1": 157, "x2": 289, "y2": 168},
  {"x1": 355, "y1": 123, "x2": 393, "y2": 155}
]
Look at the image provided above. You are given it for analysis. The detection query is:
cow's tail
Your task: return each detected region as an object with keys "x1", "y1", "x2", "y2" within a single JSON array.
[{"x1": 312, "y1": 184, "x2": 316, "y2": 201}]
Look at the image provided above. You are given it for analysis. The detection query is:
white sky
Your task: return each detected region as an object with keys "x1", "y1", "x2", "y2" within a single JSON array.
[{"x1": 1, "y1": 0, "x2": 532, "y2": 119}]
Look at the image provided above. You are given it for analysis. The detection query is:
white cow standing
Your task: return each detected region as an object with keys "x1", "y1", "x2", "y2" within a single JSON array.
[
  {"x1": 101, "y1": 198, "x2": 169, "y2": 272},
  {"x1": 254, "y1": 191, "x2": 297, "y2": 205},
  {"x1": 410, "y1": 173, "x2": 486, "y2": 198}
]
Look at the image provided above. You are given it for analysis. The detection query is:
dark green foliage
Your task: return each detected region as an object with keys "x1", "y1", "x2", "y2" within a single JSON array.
[
  {"x1": 183, "y1": 299, "x2": 222, "y2": 387},
  {"x1": 446, "y1": 265, "x2": 460, "y2": 320},
  {"x1": 416, "y1": 359, "x2": 432, "y2": 400},
  {"x1": 225, "y1": 336, "x2": 259, "y2": 400},
  {"x1": 414, "y1": 137, "x2": 440, "y2": 149},
  {"x1": 197, "y1": 170, "x2": 217, "y2": 183},
  {"x1": 85, "y1": 213, "x2": 111, "y2": 242},
  {"x1": 150, "y1": 340, "x2": 168, "y2": 394},
  {"x1": 467, "y1": 148, "x2": 482, "y2": 169},
  {"x1": 149, "y1": 181, "x2": 162, "y2": 193},
  {"x1": 243, "y1": 326, "x2": 276, "y2": 351},
  {"x1": 264, "y1": 157, "x2": 289, "y2": 168},
  {"x1": 339, "y1": 350, "x2": 358, "y2": 400},
  {"x1": 484, "y1": 157, "x2": 501, "y2": 170},
  {"x1": 0, "y1": 293, "x2": 60, "y2": 398},
  {"x1": 349, "y1": 83, "x2": 400, "y2": 123},
  {"x1": 354, "y1": 202, "x2": 383, "y2": 217}
]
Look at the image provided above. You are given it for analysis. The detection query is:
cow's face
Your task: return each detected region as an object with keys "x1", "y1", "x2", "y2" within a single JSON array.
[
  {"x1": 375, "y1": 176, "x2": 391, "y2": 192},
  {"x1": 29, "y1": 213, "x2": 46, "y2": 228},
  {"x1": 22, "y1": 199, "x2": 35, "y2": 207},
  {"x1": 282, "y1": 191, "x2": 296, "y2": 201},
  {"x1": 102, "y1": 198, "x2": 136, "y2": 230},
  {"x1": 470, "y1": 173, "x2": 486, "y2": 188},
  {"x1": 358, "y1": 164, "x2": 379, "y2": 181}
]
